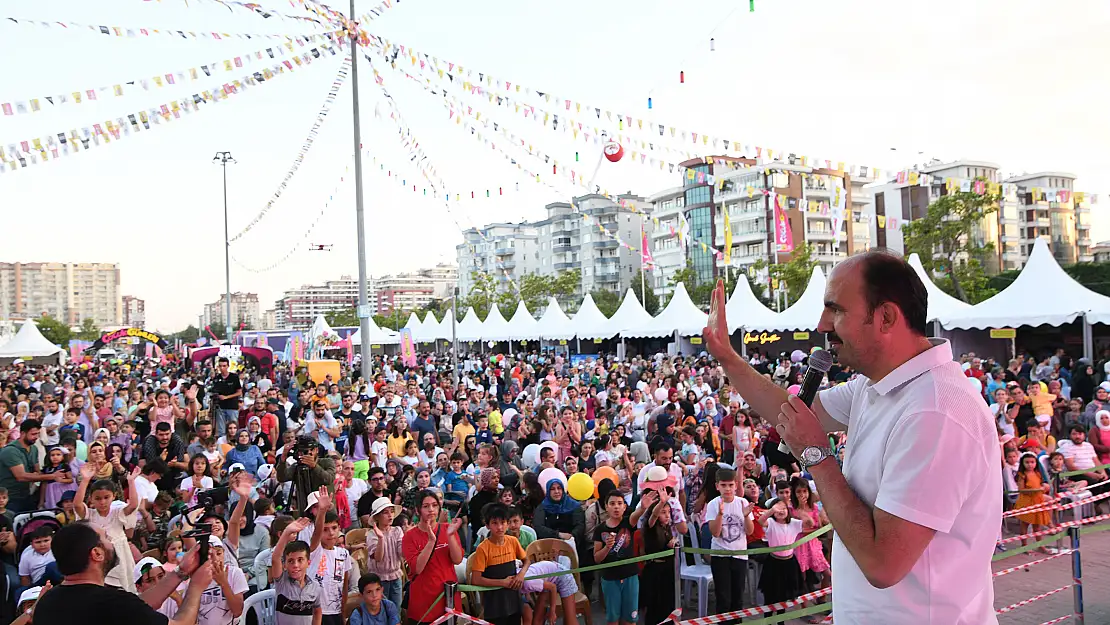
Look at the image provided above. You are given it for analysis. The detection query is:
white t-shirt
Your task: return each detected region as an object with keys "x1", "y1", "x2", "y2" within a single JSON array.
[
  {"x1": 309, "y1": 544, "x2": 352, "y2": 615},
  {"x1": 1058, "y1": 440, "x2": 1099, "y2": 471},
  {"x1": 135, "y1": 475, "x2": 160, "y2": 504},
  {"x1": 704, "y1": 496, "x2": 751, "y2": 559},
  {"x1": 197, "y1": 563, "x2": 249, "y2": 625},
  {"x1": 304, "y1": 411, "x2": 339, "y2": 452},
  {"x1": 344, "y1": 479, "x2": 370, "y2": 522},
  {"x1": 371, "y1": 441, "x2": 389, "y2": 469},
  {"x1": 179, "y1": 475, "x2": 215, "y2": 503},
  {"x1": 41, "y1": 410, "x2": 64, "y2": 445},
  {"x1": 18, "y1": 546, "x2": 55, "y2": 581},
  {"x1": 817, "y1": 340, "x2": 1000, "y2": 625}
]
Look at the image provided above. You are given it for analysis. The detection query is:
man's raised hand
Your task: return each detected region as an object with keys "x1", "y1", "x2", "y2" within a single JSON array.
[{"x1": 703, "y1": 279, "x2": 735, "y2": 363}]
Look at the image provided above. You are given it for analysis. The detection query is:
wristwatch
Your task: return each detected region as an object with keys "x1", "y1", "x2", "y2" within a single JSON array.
[{"x1": 798, "y1": 446, "x2": 835, "y2": 469}]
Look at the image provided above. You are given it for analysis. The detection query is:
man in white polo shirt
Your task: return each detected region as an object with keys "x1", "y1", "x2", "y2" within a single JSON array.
[
  {"x1": 1058, "y1": 424, "x2": 1108, "y2": 491},
  {"x1": 705, "y1": 251, "x2": 1000, "y2": 624}
]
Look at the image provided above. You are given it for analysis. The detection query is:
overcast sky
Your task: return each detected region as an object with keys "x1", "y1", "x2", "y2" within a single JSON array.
[{"x1": 3, "y1": 0, "x2": 1109, "y2": 331}]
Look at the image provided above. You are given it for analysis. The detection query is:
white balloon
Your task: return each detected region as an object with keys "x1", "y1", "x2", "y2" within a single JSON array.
[
  {"x1": 522, "y1": 444, "x2": 541, "y2": 468},
  {"x1": 654, "y1": 387, "x2": 669, "y2": 402}
]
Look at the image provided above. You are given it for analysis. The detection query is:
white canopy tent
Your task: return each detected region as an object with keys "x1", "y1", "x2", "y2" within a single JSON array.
[
  {"x1": 572, "y1": 294, "x2": 612, "y2": 340},
  {"x1": 941, "y1": 238, "x2": 1110, "y2": 330},
  {"x1": 505, "y1": 302, "x2": 539, "y2": 341},
  {"x1": 455, "y1": 307, "x2": 485, "y2": 342},
  {"x1": 309, "y1": 314, "x2": 339, "y2": 342},
  {"x1": 535, "y1": 297, "x2": 575, "y2": 340},
  {"x1": 417, "y1": 312, "x2": 439, "y2": 343},
  {"x1": 597, "y1": 289, "x2": 654, "y2": 339},
  {"x1": 726, "y1": 276, "x2": 777, "y2": 333},
  {"x1": 432, "y1": 309, "x2": 455, "y2": 341},
  {"x1": 745, "y1": 266, "x2": 826, "y2": 332},
  {"x1": 349, "y1": 317, "x2": 400, "y2": 346},
  {"x1": 906, "y1": 253, "x2": 971, "y2": 324},
  {"x1": 480, "y1": 304, "x2": 511, "y2": 341},
  {"x1": 0, "y1": 320, "x2": 65, "y2": 365},
  {"x1": 403, "y1": 312, "x2": 424, "y2": 339},
  {"x1": 623, "y1": 282, "x2": 708, "y2": 338}
]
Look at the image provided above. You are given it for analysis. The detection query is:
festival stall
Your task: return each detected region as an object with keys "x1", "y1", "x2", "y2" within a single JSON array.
[
  {"x1": 907, "y1": 253, "x2": 972, "y2": 328},
  {"x1": 455, "y1": 307, "x2": 484, "y2": 343},
  {"x1": 742, "y1": 266, "x2": 826, "y2": 356},
  {"x1": 349, "y1": 315, "x2": 401, "y2": 347},
  {"x1": 534, "y1": 297, "x2": 575, "y2": 350},
  {"x1": 725, "y1": 274, "x2": 778, "y2": 355},
  {"x1": 480, "y1": 303, "x2": 511, "y2": 343},
  {"x1": 504, "y1": 301, "x2": 539, "y2": 345},
  {"x1": 623, "y1": 282, "x2": 708, "y2": 355},
  {"x1": 431, "y1": 309, "x2": 454, "y2": 342},
  {"x1": 189, "y1": 344, "x2": 273, "y2": 378},
  {"x1": 569, "y1": 293, "x2": 611, "y2": 352},
  {"x1": 0, "y1": 319, "x2": 66, "y2": 365}
]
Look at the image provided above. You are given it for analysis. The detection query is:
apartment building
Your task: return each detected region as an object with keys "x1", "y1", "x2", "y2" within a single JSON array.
[
  {"x1": 122, "y1": 295, "x2": 146, "y2": 327},
  {"x1": 202, "y1": 292, "x2": 261, "y2": 329},
  {"x1": 0, "y1": 262, "x2": 122, "y2": 326},
  {"x1": 375, "y1": 264, "x2": 458, "y2": 314},
  {"x1": 273, "y1": 277, "x2": 362, "y2": 330},
  {"x1": 1005, "y1": 172, "x2": 1094, "y2": 265},
  {"x1": 261, "y1": 309, "x2": 278, "y2": 330},
  {"x1": 647, "y1": 187, "x2": 687, "y2": 299},
  {"x1": 456, "y1": 223, "x2": 541, "y2": 295}
]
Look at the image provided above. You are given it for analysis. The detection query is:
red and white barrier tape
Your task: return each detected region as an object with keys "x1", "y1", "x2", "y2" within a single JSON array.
[
  {"x1": 661, "y1": 588, "x2": 832, "y2": 625},
  {"x1": 656, "y1": 608, "x2": 682, "y2": 625},
  {"x1": 448, "y1": 609, "x2": 495, "y2": 625},
  {"x1": 1002, "y1": 498, "x2": 1065, "y2": 518},
  {"x1": 1057, "y1": 487, "x2": 1110, "y2": 511},
  {"x1": 992, "y1": 549, "x2": 1074, "y2": 577},
  {"x1": 997, "y1": 511, "x2": 1110, "y2": 545},
  {"x1": 995, "y1": 584, "x2": 1072, "y2": 615},
  {"x1": 425, "y1": 612, "x2": 454, "y2": 625},
  {"x1": 1036, "y1": 615, "x2": 1072, "y2": 625}
]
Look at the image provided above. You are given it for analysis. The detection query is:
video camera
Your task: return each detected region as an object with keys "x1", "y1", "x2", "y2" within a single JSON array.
[
  {"x1": 180, "y1": 485, "x2": 230, "y2": 562},
  {"x1": 291, "y1": 435, "x2": 318, "y2": 461}
]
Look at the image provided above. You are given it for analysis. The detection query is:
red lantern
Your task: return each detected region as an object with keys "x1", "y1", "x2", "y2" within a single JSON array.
[{"x1": 603, "y1": 140, "x2": 624, "y2": 163}]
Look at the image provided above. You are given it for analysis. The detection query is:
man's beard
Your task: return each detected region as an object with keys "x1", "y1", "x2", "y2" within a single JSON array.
[{"x1": 102, "y1": 545, "x2": 120, "y2": 576}]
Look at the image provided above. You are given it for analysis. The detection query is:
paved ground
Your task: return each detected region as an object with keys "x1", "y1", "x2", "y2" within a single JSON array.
[{"x1": 576, "y1": 526, "x2": 1110, "y2": 624}]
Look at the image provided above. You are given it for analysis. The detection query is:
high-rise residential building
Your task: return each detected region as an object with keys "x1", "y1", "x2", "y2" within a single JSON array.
[
  {"x1": 273, "y1": 276, "x2": 362, "y2": 330},
  {"x1": 202, "y1": 292, "x2": 261, "y2": 330},
  {"x1": 122, "y1": 295, "x2": 146, "y2": 327},
  {"x1": 261, "y1": 309, "x2": 278, "y2": 330},
  {"x1": 0, "y1": 262, "x2": 121, "y2": 326},
  {"x1": 375, "y1": 264, "x2": 459, "y2": 314},
  {"x1": 863, "y1": 160, "x2": 1095, "y2": 273},
  {"x1": 456, "y1": 223, "x2": 541, "y2": 296},
  {"x1": 647, "y1": 187, "x2": 687, "y2": 299}
]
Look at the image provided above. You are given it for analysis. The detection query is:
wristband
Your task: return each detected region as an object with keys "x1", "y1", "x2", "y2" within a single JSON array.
[{"x1": 174, "y1": 568, "x2": 190, "y2": 581}]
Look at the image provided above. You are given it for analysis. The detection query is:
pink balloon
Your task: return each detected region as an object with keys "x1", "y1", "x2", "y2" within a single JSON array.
[
  {"x1": 787, "y1": 384, "x2": 802, "y2": 396},
  {"x1": 538, "y1": 467, "x2": 567, "y2": 491}
]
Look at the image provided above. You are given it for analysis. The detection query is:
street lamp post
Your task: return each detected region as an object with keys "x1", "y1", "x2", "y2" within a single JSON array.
[{"x1": 212, "y1": 151, "x2": 236, "y2": 343}]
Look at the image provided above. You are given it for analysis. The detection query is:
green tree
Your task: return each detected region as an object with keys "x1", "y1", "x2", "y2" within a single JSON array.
[
  {"x1": 552, "y1": 269, "x2": 581, "y2": 304},
  {"x1": 752, "y1": 242, "x2": 820, "y2": 310},
  {"x1": 36, "y1": 315, "x2": 71, "y2": 346},
  {"x1": 460, "y1": 271, "x2": 497, "y2": 320},
  {"x1": 591, "y1": 289, "x2": 621, "y2": 317},
  {"x1": 632, "y1": 270, "x2": 661, "y2": 315},
  {"x1": 373, "y1": 314, "x2": 403, "y2": 331},
  {"x1": 168, "y1": 325, "x2": 201, "y2": 343},
  {"x1": 75, "y1": 317, "x2": 101, "y2": 341},
  {"x1": 903, "y1": 181, "x2": 1001, "y2": 303},
  {"x1": 207, "y1": 321, "x2": 227, "y2": 342},
  {"x1": 325, "y1": 307, "x2": 359, "y2": 327},
  {"x1": 518, "y1": 274, "x2": 555, "y2": 312}
]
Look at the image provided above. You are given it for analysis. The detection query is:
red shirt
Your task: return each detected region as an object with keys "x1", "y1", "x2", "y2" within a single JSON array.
[
  {"x1": 746, "y1": 505, "x2": 766, "y2": 543},
  {"x1": 402, "y1": 524, "x2": 462, "y2": 623}
]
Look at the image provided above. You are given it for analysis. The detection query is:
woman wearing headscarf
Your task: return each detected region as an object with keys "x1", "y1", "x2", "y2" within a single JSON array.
[
  {"x1": 224, "y1": 429, "x2": 265, "y2": 477},
  {"x1": 468, "y1": 467, "x2": 501, "y2": 539},
  {"x1": 532, "y1": 476, "x2": 588, "y2": 588},
  {"x1": 499, "y1": 440, "x2": 524, "y2": 490},
  {"x1": 1090, "y1": 410, "x2": 1110, "y2": 465},
  {"x1": 1072, "y1": 364, "x2": 1096, "y2": 409},
  {"x1": 246, "y1": 415, "x2": 273, "y2": 457},
  {"x1": 235, "y1": 498, "x2": 269, "y2": 579}
]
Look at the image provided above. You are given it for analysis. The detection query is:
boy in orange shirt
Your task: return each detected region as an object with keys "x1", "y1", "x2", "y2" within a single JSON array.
[{"x1": 470, "y1": 503, "x2": 531, "y2": 625}]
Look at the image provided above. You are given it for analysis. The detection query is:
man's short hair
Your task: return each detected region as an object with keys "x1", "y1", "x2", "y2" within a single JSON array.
[
  {"x1": 218, "y1": 357, "x2": 230, "y2": 365},
  {"x1": 358, "y1": 572, "x2": 383, "y2": 593},
  {"x1": 716, "y1": 468, "x2": 738, "y2": 483},
  {"x1": 855, "y1": 250, "x2": 928, "y2": 336},
  {"x1": 1070, "y1": 424, "x2": 1087, "y2": 435},
  {"x1": 19, "y1": 419, "x2": 41, "y2": 433},
  {"x1": 284, "y1": 539, "x2": 310, "y2": 560},
  {"x1": 196, "y1": 420, "x2": 212, "y2": 429},
  {"x1": 652, "y1": 440, "x2": 674, "y2": 455},
  {"x1": 507, "y1": 505, "x2": 523, "y2": 520},
  {"x1": 482, "y1": 503, "x2": 509, "y2": 523},
  {"x1": 143, "y1": 459, "x2": 168, "y2": 476},
  {"x1": 155, "y1": 422, "x2": 172, "y2": 432},
  {"x1": 51, "y1": 522, "x2": 102, "y2": 576}
]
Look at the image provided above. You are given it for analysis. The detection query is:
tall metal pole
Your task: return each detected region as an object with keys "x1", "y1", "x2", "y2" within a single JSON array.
[
  {"x1": 451, "y1": 287, "x2": 459, "y2": 386},
  {"x1": 213, "y1": 151, "x2": 235, "y2": 344},
  {"x1": 349, "y1": 1, "x2": 372, "y2": 379}
]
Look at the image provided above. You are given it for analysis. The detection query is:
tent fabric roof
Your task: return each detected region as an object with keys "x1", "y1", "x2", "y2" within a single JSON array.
[
  {"x1": 597, "y1": 289, "x2": 654, "y2": 339},
  {"x1": 431, "y1": 309, "x2": 454, "y2": 341},
  {"x1": 415, "y1": 312, "x2": 439, "y2": 343},
  {"x1": 745, "y1": 266, "x2": 827, "y2": 332},
  {"x1": 572, "y1": 294, "x2": 613, "y2": 340},
  {"x1": 349, "y1": 316, "x2": 400, "y2": 346},
  {"x1": 942, "y1": 238, "x2": 1110, "y2": 329},
  {"x1": 456, "y1": 307, "x2": 485, "y2": 342},
  {"x1": 726, "y1": 277, "x2": 777, "y2": 333},
  {"x1": 309, "y1": 315, "x2": 338, "y2": 342},
  {"x1": 505, "y1": 302, "x2": 539, "y2": 341},
  {"x1": 535, "y1": 297, "x2": 575, "y2": 340},
  {"x1": 623, "y1": 282, "x2": 708, "y2": 338},
  {"x1": 906, "y1": 253, "x2": 971, "y2": 323},
  {"x1": 480, "y1": 304, "x2": 511, "y2": 341},
  {"x1": 0, "y1": 320, "x2": 65, "y2": 362}
]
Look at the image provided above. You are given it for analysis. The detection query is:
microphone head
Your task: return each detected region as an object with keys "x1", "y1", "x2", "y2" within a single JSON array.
[{"x1": 808, "y1": 349, "x2": 834, "y2": 373}]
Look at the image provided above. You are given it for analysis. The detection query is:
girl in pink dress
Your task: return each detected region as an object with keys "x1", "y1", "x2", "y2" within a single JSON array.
[{"x1": 791, "y1": 476, "x2": 830, "y2": 623}]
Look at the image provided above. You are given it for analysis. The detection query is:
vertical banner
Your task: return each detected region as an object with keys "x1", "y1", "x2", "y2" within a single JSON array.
[
  {"x1": 345, "y1": 332, "x2": 353, "y2": 365},
  {"x1": 722, "y1": 204, "x2": 732, "y2": 265},
  {"x1": 830, "y1": 177, "x2": 846, "y2": 244},
  {"x1": 640, "y1": 224, "x2": 655, "y2": 271},
  {"x1": 774, "y1": 195, "x2": 795, "y2": 253},
  {"x1": 145, "y1": 342, "x2": 154, "y2": 359},
  {"x1": 399, "y1": 328, "x2": 417, "y2": 367}
]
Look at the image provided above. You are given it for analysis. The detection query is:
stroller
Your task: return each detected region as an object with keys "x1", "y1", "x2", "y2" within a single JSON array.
[{"x1": 13, "y1": 510, "x2": 62, "y2": 560}]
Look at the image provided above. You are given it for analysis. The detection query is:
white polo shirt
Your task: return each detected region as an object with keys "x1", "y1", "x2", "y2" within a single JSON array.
[{"x1": 818, "y1": 339, "x2": 1000, "y2": 624}]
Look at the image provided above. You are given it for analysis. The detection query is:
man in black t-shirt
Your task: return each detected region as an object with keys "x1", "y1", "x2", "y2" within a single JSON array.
[
  {"x1": 210, "y1": 357, "x2": 243, "y2": 437},
  {"x1": 34, "y1": 521, "x2": 213, "y2": 625}
]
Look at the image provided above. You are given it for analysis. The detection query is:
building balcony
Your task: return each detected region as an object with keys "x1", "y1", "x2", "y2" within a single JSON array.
[
  {"x1": 498, "y1": 260, "x2": 517, "y2": 270},
  {"x1": 494, "y1": 247, "x2": 515, "y2": 256},
  {"x1": 553, "y1": 242, "x2": 575, "y2": 252},
  {"x1": 1034, "y1": 218, "x2": 1051, "y2": 227},
  {"x1": 805, "y1": 229, "x2": 835, "y2": 241},
  {"x1": 555, "y1": 261, "x2": 580, "y2": 271},
  {"x1": 718, "y1": 230, "x2": 767, "y2": 246},
  {"x1": 594, "y1": 257, "x2": 620, "y2": 265},
  {"x1": 593, "y1": 240, "x2": 619, "y2": 250},
  {"x1": 1077, "y1": 221, "x2": 1091, "y2": 231},
  {"x1": 552, "y1": 227, "x2": 576, "y2": 237},
  {"x1": 1075, "y1": 205, "x2": 1091, "y2": 215},
  {"x1": 1080, "y1": 254, "x2": 1095, "y2": 263},
  {"x1": 851, "y1": 194, "x2": 871, "y2": 204},
  {"x1": 1078, "y1": 237, "x2": 1092, "y2": 247},
  {"x1": 815, "y1": 252, "x2": 845, "y2": 263}
]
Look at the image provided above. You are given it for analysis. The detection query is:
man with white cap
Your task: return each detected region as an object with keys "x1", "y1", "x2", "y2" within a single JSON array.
[
  {"x1": 135, "y1": 556, "x2": 181, "y2": 619},
  {"x1": 196, "y1": 533, "x2": 249, "y2": 625}
]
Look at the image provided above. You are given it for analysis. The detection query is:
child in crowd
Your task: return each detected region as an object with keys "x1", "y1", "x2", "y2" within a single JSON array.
[
  {"x1": 0, "y1": 487, "x2": 12, "y2": 523},
  {"x1": 364, "y1": 497, "x2": 405, "y2": 607},
  {"x1": 519, "y1": 559, "x2": 578, "y2": 625},
  {"x1": 308, "y1": 488, "x2": 353, "y2": 625},
  {"x1": 178, "y1": 454, "x2": 214, "y2": 505},
  {"x1": 706, "y1": 468, "x2": 753, "y2": 618},
  {"x1": 74, "y1": 461, "x2": 141, "y2": 592},
  {"x1": 271, "y1": 517, "x2": 324, "y2": 625},
  {"x1": 18, "y1": 526, "x2": 62, "y2": 589},
  {"x1": 59, "y1": 407, "x2": 85, "y2": 440},
  {"x1": 1014, "y1": 451, "x2": 1053, "y2": 551},
  {"x1": 39, "y1": 446, "x2": 76, "y2": 509},
  {"x1": 475, "y1": 415, "x2": 493, "y2": 447},
  {"x1": 203, "y1": 437, "x2": 224, "y2": 473},
  {"x1": 470, "y1": 503, "x2": 530, "y2": 625},
  {"x1": 254, "y1": 497, "x2": 277, "y2": 534},
  {"x1": 641, "y1": 497, "x2": 677, "y2": 625},
  {"x1": 758, "y1": 497, "x2": 814, "y2": 615},
  {"x1": 679, "y1": 426, "x2": 701, "y2": 465},
  {"x1": 55, "y1": 490, "x2": 77, "y2": 526},
  {"x1": 349, "y1": 573, "x2": 401, "y2": 625},
  {"x1": 443, "y1": 453, "x2": 470, "y2": 511},
  {"x1": 593, "y1": 490, "x2": 639, "y2": 625}
]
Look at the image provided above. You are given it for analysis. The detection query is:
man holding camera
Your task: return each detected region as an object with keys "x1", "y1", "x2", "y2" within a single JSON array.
[
  {"x1": 277, "y1": 435, "x2": 336, "y2": 516},
  {"x1": 209, "y1": 357, "x2": 243, "y2": 438}
]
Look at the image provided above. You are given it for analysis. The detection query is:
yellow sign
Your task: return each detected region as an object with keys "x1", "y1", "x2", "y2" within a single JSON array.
[
  {"x1": 520, "y1": 340, "x2": 528, "y2": 345},
  {"x1": 990, "y1": 328, "x2": 1016, "y2": 339},
  {"x1": 689, "y1": 337, "x2": 703, "y2": 345},
  {"x1": 793, "y1": 332, "x2": 810, "y2": 341},
  {"x1": 744, "y1": 331, "x2": 781, "y2": 345},
  {"x1": 559, "y1": 340, "x2": 567, "y2": 345},
  {"x1": 593, "y1": 338, "x2": 603, "y2": 344},
  {"x1": 371, "y1": 344, "x2": 382, "y2": 349}
]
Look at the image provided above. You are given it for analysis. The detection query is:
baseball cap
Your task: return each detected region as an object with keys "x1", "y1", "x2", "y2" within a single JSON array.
[
  {"x1": 17, "y1": 587, "x2": 41, "y2": 607},
  {"x1": 228, "y1": 463, "x2": 246, "y2": 474},
  {"x1": 257, "y1": 464, "x2": 274, "y2": 482},
  {"x1": 133, "y1": 556, "x2": 164, "y2": 580}
]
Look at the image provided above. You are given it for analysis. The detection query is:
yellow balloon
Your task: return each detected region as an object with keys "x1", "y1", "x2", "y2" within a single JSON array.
[{"x1": 567, "y1": 472, "x2": 595, "y2": 501}]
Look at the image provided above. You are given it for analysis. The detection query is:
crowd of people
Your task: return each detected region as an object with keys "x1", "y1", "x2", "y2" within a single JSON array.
[{"x1": 0, "y1": 339, "x2": 1103, "y2": 625}]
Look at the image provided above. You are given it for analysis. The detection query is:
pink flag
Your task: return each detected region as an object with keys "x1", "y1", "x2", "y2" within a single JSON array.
[
  {"x1": 640, "y1": 225, "x2": 654, "y2": 270},
  {"x1": 774, "y1": 196, "x2": 795, "y2": 253}
]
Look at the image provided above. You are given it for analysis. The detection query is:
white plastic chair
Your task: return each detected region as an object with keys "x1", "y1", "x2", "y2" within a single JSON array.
[
  {"x1": 680, "y1": 524, "x2": 714, "y2": 617},
  {"x1": 243, "y1": 588, "x2": 276, "y2": 625}
]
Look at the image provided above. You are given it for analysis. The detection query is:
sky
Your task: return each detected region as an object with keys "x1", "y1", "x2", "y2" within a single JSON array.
[{"x1": 3, "y1": 0, "x2": 1110, "y2": 332}]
